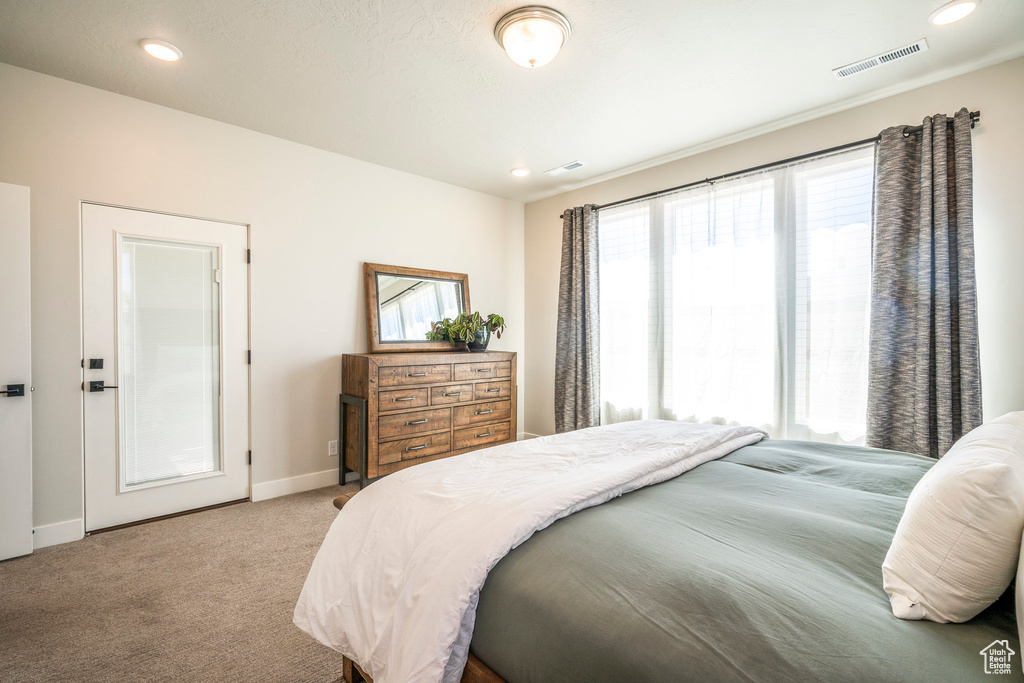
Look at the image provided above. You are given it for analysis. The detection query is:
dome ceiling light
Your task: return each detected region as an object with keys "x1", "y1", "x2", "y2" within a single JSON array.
[
  {"x1": 494, "y1": 6, "x2": 571, "y2": 69},
  {"x1": 140, "y1": 39, "x2": 183, "y2": 61},
  {"x1": 929, "y1": 0, "x2": 979, "y2": 25}
]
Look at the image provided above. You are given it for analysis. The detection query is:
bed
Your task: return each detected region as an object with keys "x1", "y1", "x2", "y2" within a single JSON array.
[
  {"x1": 471, "y1": 439, "x2": 1018, "y2": 681},
  {"x1": 297, "y1": 423, "x2": 1020, "y2": 683}
]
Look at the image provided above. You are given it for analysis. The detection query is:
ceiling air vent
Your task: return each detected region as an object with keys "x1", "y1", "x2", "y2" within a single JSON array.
[
  {"x1": 832, "y1": 39, "x2": 928, "y2": 79},
  {"x1": 545, "y1": 160, "x2": 586, "y2": 177}
]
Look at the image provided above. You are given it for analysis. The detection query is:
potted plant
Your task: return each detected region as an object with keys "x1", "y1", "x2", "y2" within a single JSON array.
[{"x1": 426, "y1": 312, "x2": 506, "y2": 352}]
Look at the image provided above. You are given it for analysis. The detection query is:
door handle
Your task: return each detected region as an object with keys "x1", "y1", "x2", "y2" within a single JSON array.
[
  {"x1": 475, "y1": 409, "x2": 494, "y2": 416},
  {"x1": 392, "y1": 397, "x2": 416, "y2": 402},
  {"x1": 0, "y1": 384, "x2": 25, "y2": 397},
  {"x1": 405, "y1": 418, "x2": 429, "y2": 426},
  {"x1": 405, "y1": 444, "x2": 427, "y2": 452},
  {"x1": 442, "y1": 391, "x2": 462, "y2": 397},
  {"x1": 485, "y1": 388, "x2": 502, "y2": 393},
  {"x1": 88, "y1": 380, "x2": 118, "y2": 392}
]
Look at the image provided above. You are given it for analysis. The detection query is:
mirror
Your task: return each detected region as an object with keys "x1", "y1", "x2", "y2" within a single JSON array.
[
  {"x1": 364, "y1": 263, "x2": 471, "y2": 353},
  {"x1": 377, "y1": 275, "x2": 464, "y2": 342}
]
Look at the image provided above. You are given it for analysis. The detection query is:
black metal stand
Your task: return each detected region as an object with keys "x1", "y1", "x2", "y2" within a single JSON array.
[{"x1": 339, "y1": 393, "x2": 371, "y2": 489}]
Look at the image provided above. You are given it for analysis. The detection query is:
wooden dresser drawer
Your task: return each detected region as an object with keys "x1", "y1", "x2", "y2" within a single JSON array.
[
  {"x1": 431, "y1": 384, "x2": 475, "y2": 405},
  {"x1": 379, "y1": 408, "x2": 451, "y2": 440},
  {"x1": 474, "y1": 380, "x2": 512, "y2": 401},
  {"x1": 343, "y1": 351, "x2": 516, "y2": 482},
  {"x1": 453, "y1": 421, "x2": 511, "y2": 450},
  {"x1": 379, "y1": 364, "x2": 452, "y2": 387},
  {"x1": 379, "y1": 388, "x2": 429, "y2": 412},
  {"x1": 454, "y1": 360, "x2": 511, "y2": 382},
  {"x1": 379, "y1": 432, "x2": 451, "y2": 465},
  {"x1": 452, "y1": 399, "x2": 511, "y2": 428}
]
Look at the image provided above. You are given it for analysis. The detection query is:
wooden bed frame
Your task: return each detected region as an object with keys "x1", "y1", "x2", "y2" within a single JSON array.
[
  {"x1": 333, "y1": 494, "x2": 506, "y2": 683},
  {"x1": 343, "y1": 653, "x2": 504, "y2": 683}
]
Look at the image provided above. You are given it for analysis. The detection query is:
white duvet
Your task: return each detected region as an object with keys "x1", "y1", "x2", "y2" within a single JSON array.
[{"x1": 293, "y1": 419, "x2": 766, "y2": 683}]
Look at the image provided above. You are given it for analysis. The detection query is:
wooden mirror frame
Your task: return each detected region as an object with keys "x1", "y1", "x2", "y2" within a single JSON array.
[{"x1": 364, "y1": 262, "x2": 472, "y2": 353}]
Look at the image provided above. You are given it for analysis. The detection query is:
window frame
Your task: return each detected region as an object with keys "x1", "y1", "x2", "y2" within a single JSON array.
[{"x1": 597, "y1": 144, "x2": 876, "y2": 444}]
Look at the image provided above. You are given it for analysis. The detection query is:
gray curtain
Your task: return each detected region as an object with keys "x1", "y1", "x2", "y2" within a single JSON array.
[
  {"x1": 867, "y1": 107, "x2": 981, "y2": 458},
  {"x1": 555, "y1": 205, "x2": 600, "y2": 433}
]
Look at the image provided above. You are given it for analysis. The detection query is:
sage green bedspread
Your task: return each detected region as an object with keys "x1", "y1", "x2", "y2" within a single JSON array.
[{"x1": 471, "y1": 440, "x2": 1020, "y2": 682}]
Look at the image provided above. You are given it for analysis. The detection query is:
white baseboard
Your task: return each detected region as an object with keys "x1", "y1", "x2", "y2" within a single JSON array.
[
  {"x1": 251, "y1": 468, "x2": 342, "y2": 502},
  {"x1": 33, "y1": 518, "x2": 84, "y2": 549},
  {"x1": 519, "y1": 432, "x2": 542, "y2": 440}
]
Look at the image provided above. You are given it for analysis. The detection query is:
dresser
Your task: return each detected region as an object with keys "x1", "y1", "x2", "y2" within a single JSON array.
[{"x1": 341, "y1": 350, "x2": 517, "y2": 486}]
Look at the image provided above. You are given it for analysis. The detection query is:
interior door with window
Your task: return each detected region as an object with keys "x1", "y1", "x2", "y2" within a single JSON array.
[
  {"x1": 82, "y1": 204, "x2": 249, "y2": 531},
  {"x1": 0, "y1": 182, "x2": 32, "y2": 560}
]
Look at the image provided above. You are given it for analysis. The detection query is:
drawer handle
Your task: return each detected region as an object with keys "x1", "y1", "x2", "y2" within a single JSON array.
[
  {"x1": 392, "y1": 397, "x2": 416, "y2": 402},
  {"x1": 405, "y1": 419, "x2": 429, "y2": 425},
  {"x1": 443, "y1": 391, "x2": 463, "y2": 397},
  {"x1": 475, "y1": 409, "x2": 494, "y2": 416},
  {"x1": 475, "y1": 431, "x2": 492, "y2": 438},
  {"x1": 406, "y1": 372, "x2": 429, "y2": 377},
  {"x1": 485, "y1": 388, "x2": 502, "y2": 393},
  {"x1": 405, "y1": 444, "x2": 427, "y2": 452},
  {"x1": 475, "y1": 368, "x2": 493, "y2": 373}
]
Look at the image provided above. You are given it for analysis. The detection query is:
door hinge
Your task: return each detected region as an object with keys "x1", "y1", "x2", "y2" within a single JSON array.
[
  {"x1": 248, "y1": 450, "x2": 252, "y2": 465},
  {"x1": 247, "y1": 350, "x2": 251, "y2": 364},
  {"x1": 246, "y1": 249, "x2": 251, "y2": 264}
]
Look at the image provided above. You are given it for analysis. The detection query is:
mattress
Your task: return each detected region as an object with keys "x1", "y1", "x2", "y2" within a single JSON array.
[{"x1": 470, "y1": 440, "x2": 1019, "y2": 682}]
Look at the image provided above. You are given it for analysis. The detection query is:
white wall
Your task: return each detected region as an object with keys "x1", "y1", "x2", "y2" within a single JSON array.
[
  {"x1": 524, "y1": 57, "x2": 1024, "y2": 437},
  {"x1": 0, "y1": 63, "x2": 525, "y2": 533}
]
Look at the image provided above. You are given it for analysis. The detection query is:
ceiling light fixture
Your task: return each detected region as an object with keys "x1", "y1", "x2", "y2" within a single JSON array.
[
  {"x1": 140, "y1": 39, "x2": 183, "y2": 62},
  {"x1": 494, "y1": 6, "x2": 571, "y2": 69},
  {"x1": 928, "y1": 0, "x2": 979, "y2": 25},
  {"x1": 510, "y1": 167, "x2": 531, "y2": 177}
]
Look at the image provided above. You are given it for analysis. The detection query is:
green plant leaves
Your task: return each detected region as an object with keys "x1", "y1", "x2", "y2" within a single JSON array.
[{"x1": 424, "y1": 311, "x2": 507, "y2": 343}]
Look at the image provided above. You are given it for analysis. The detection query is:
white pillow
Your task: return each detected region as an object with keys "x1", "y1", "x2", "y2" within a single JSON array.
[
  {"x1": 883, "y1": 411, "x2": 1024, "y2": 623},
  {"x1": 1017, "y1": 527, "x2": 1024, "y2": 650}
]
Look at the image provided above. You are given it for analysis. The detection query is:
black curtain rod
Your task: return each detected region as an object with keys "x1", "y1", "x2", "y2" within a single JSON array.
[
  {"x1": 560, "y1": 111, "x2": 980, "y2": 218},
  {"x1": 381, "y1": 280, "x2": 423, "y2": 306}
]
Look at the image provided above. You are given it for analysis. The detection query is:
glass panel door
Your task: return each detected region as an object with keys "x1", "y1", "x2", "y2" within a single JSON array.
[{"x1": 118, "y1": 236, "x2": 222, "y2": 490}]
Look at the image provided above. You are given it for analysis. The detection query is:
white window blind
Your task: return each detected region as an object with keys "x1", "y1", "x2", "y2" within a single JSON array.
[
  {"x1": 598, "y1": 145, "x2": 875, "y2": 443},
  {"x1": 119, "y1": 237, "x2": 221, "y2": 487}
]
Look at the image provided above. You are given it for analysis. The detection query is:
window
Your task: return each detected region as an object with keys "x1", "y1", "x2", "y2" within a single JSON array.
[{"x1": 598, "y1": 146, "x2": 874, "y2": 443}]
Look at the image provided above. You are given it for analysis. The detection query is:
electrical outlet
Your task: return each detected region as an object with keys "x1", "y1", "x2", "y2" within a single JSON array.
[{"x1": 328, "y1": 440, "x2": 339, "y2": 457}]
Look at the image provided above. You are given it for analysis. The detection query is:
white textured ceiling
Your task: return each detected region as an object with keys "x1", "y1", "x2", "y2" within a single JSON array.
[{"x1": 1, "y1": 0, "x2": 1022, "y2": 203}]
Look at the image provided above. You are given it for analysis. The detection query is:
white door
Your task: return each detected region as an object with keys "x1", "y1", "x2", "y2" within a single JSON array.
[
  {"x1": 0, "y1": 182, "x2": 32, "y2": 560},
  {"x1": 82, "y1": 204, "x2": 249, "y2": 531}
]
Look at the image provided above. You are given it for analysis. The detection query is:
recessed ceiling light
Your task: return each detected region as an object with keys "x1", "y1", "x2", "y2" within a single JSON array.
[
  {"x1": 929, "y1": 0, "x2": 979, "y2": 25},
  {"x1": 140, "y1": 39, "x2": 183, "y2": 62},
  {"x1": 494, "y1": 6, "x2": 571, "y2": 68},
  {"x1": 510, "y1": 167, "x2": 531, "y2": 177}
]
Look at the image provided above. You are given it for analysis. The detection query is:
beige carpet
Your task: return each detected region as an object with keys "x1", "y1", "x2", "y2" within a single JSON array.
[{"x1": 0, "y1": 485, "x2": 357, "y2": 683}]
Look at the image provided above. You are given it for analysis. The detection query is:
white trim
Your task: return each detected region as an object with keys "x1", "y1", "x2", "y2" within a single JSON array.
[
  {"x1": 518, "y1": 431, "x2": 543, "y2": 440},
  {"x1": 251, "y1": 468, "x2": 340, "y2": 502},
  {"x1": 33, "y1": 518, "x2": 84, "y2": 549},
  {"x1": 525, "y1": 45, "x2": 1024, "y2": 204}
]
